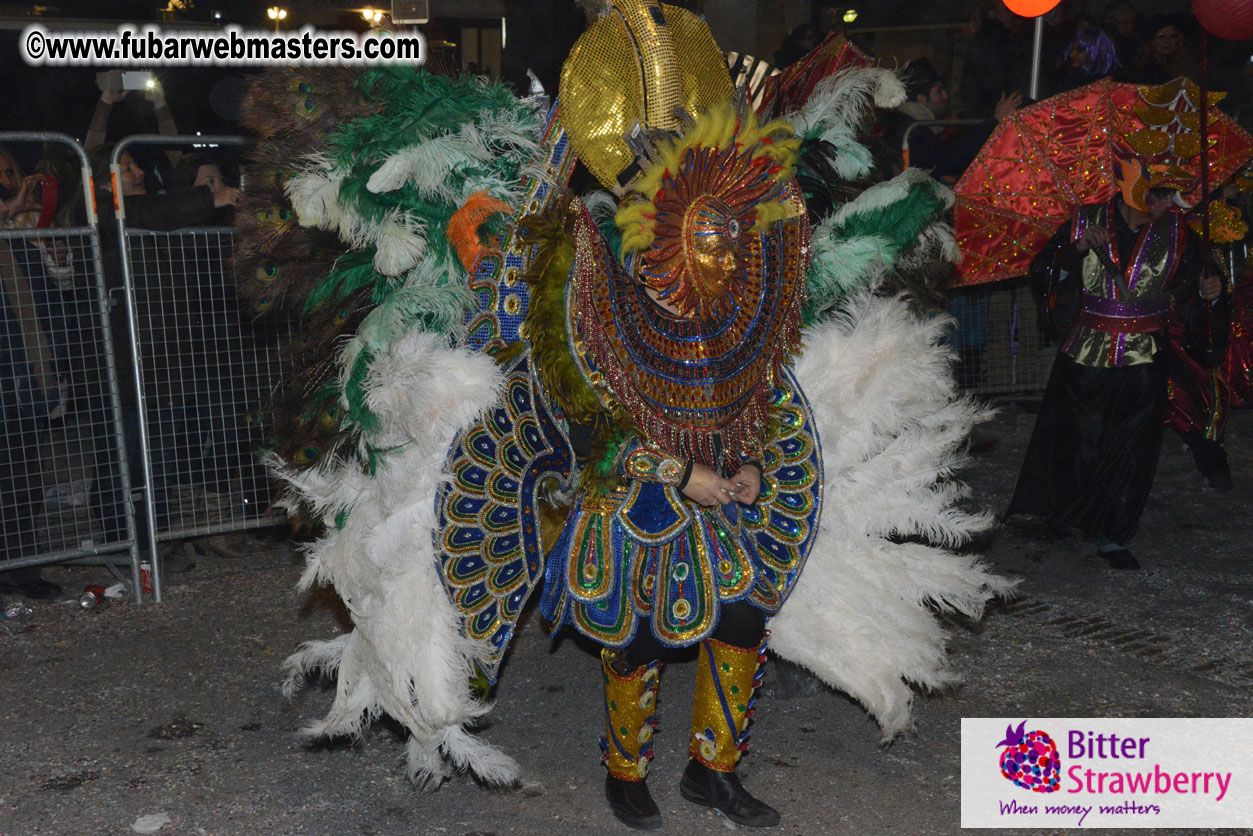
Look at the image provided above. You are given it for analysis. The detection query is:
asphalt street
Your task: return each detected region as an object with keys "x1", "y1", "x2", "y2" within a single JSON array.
[{"x1": 1, "y1": 403, "x2": 1250, "y2": 835}]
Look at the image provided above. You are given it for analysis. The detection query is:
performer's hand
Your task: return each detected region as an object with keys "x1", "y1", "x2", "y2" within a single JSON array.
[
  {"x1": 681, "y1": 463, "x2": 740, "y2": 507},
  {"x1": 730, "y1": 463, "x2": 762, "y2": 506},
  {"x1": 1200, "y1": 273, "x2": 1222, "y2": 301},
  {"x1": 1075, "y1": 226, "x2": 1109, "y2": 253},
  {"x1": 993, "y1": 91, "x2": 1022, "y2": 122}
]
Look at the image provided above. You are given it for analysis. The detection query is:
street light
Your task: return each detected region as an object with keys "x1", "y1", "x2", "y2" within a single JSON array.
[
  {"x1": 362, "y1": 7, "x2": 385, "y2": 24},
  {"x1": 843, "y1": 8, "x2": 858, "y2": 23},
  {"x1": 267, "y1": 6, "x2": 287, "y2": 32}
]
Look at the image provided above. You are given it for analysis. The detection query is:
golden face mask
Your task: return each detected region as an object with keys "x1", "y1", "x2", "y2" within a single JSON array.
[{"x1": 685, "y1": 209, "x2": 738, "y2": 312}]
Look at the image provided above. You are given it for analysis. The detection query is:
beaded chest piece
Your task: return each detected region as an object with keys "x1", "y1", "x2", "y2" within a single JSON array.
[{"x1": 568, "y1": 199, "x2": 808, "y2": 471}]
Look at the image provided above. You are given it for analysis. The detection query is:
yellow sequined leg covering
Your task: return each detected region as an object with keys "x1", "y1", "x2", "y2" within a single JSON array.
[
  {"x1": 601, "y1": 649, "x2": 662, "y2": 781},
  {"x1": 689, "y1": 637, "x2": 764, "y2": 772}
]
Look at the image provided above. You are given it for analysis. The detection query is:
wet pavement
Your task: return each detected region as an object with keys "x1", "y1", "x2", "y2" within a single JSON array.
[{"x1": 1, "y1": 403, "x2": 1250, "y2": 835}]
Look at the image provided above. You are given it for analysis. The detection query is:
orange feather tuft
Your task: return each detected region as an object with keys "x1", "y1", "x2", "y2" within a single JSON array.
[{"x1": 446, "y1": 190, "x2": 513, "y2": 273}]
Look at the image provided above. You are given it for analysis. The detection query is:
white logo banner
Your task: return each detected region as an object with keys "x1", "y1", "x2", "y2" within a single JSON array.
[{"x1": 961, "y1": 718, "x2": 1253, "y2": 828}]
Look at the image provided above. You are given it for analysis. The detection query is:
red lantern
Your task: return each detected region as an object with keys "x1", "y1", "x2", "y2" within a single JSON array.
[
  {"x1": 1001, "y1": 0, "x2": 1062, "y2": 16},
  {"x1": 1193, "y1": 0, "x2": 1253, "y2": 41}
]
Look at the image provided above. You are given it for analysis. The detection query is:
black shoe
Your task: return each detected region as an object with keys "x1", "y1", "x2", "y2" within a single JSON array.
[
  {"x1": 679, "y1": 758, "x2": 780, "y2": 827},
  {"x1": 605, "y1": 774, "x2": 661, "y2": 830},
  {"x1": 0, "y1": 567, "x2": 62, "y2": 600},
  {"x1": 1207, "y1": 470, "x2": 1234, "y2": 493},
  {"x1": 1097, "y1": 546, "x2": 1139, "y2": 571}
]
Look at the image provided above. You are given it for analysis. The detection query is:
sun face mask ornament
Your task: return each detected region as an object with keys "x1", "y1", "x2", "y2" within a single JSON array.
[{"x1": 615, "y1": 102, "x2": 801, "y2": 320}]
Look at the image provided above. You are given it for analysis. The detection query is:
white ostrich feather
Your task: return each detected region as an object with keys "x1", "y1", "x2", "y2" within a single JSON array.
[
  {"x1": 286, "y1": 156, "x2": 344, "y2": 231},
  {"x1": 872, "y1": 67, "x2": 907, "y2": 109},
  {"x1": 371, "y1": 211, "x2": 428, "y2": 276},
  {"x1": 771, "y1": 290, "x2": 1014, "y2": 740},
  {"x1": 367, "y1": 125, "x2": 496, "y2": 199},
  {"x1": 367, "y1": 108, "x2": 542, "y2": 199},
  {"x1": 833, "y1": 167, "x2": 952, "y2": 227},
  {"x1": 280, "y1": 332, "x2": 516, "y2": 788}
]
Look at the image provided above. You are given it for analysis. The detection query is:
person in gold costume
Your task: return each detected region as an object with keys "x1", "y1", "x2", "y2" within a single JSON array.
[
  {"x1": 536, "y1": 3, "x2": 809, "y2": 826},
  {"x1": 264, "y1": 0, "x2": 1009, "y2": 828}
]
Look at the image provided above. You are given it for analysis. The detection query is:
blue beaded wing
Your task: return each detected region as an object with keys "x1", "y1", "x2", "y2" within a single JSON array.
[
  {"x1": 434, "y1": 351, "x2": 573, "y2": 683},
  {"x1": 742, "y1": 367, "x2": 824, "y2": 612}
]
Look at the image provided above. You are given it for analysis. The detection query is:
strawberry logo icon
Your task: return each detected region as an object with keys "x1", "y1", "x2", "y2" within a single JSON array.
[{"x1": 996, "y1": 720, "x2": 1061, "y2": 793}]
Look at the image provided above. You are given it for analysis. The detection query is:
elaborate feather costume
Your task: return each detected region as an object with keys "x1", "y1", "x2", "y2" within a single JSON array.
[{"x1": 240, "y1": 2, "x2": 1011, "y2": 816}]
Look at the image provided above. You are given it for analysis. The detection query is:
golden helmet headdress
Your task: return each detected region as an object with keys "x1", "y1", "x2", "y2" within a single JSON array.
[{"x1": 558, "y1": 0, "x2": 735, "y2": 191}]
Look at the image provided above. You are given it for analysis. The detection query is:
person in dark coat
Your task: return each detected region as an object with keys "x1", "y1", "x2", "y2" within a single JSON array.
[
  {"x1": 1007, "y1": 187, "x2": 1226, "y2": 570},
  {"x1": 959, "y1": 1, "x2": 1032, "y2": 119},
  {"x1": 1132, "y1": 14, "x2": 1197, "y2": 86},
  {"x1": 883, "y1": 58, "x2": 1019, "y2": 181}
]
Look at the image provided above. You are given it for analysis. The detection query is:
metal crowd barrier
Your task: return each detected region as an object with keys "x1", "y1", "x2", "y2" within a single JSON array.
[
  {"x1": 0, "y1": 133, "x2": 141, "y2": 595},
  {"x1": 113, "y1": 136, "x2": 284, "y2": 602},
  {"x1": 946, "y1": 277, "x2": 1056, "y2": 399},
  {"x1": 901, "y1": 118, "x2": 986, "y2": 171}
]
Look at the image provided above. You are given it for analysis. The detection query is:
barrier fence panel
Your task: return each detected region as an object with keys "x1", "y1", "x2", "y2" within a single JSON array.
[
  {"x1": 0, "y1": 133, "x2": 140, "y2": 596},
  {"x1": 113, "y1": 136, "x2": 285, "y2": 602},
  {"x1": 949, "y1": 277, "x2": 1057, "y2": 399}
]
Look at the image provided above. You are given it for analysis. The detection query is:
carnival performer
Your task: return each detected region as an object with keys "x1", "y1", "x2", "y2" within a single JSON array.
[
  {"x1": 1009, "y1": 172, "x2": 1225, "y2": 570},
  {"x1": 250, "y1": 2, "x2": 1010, "y2": 831},
  {"x1": 1163, "y1": 177, "x2": 1253, "y2": 492},
  {"x1": 533, "y1": 41, "x2": 805, "y2": 830}
]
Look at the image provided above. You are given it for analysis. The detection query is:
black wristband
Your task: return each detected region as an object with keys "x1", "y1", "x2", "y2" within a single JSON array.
[{"x1": 676, "y1": 458, "x2": 694, "y2": 491}]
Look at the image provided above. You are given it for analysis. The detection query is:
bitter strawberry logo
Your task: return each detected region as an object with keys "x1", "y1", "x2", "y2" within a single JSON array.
[{"x1": 996, "y1": 720, "x2": 1061, "y2": 793}]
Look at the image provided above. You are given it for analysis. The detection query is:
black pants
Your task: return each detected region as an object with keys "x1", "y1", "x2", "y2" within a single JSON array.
[
  {"x1": 621, "y1": 601, "x2": 766, "y2": 668},
  {"x1": 1007, "y1": 353, "x2": 1166, "y2": 546}
]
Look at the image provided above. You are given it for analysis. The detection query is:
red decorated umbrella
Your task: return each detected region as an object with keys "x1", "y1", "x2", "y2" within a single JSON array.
[{"x1": 953, "y1": 77, "x2": 1253, "y2": 286}]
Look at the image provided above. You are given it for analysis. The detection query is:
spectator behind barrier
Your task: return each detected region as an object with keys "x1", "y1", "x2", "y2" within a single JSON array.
[
  {"x1": 1133, "y1": 14, "x2": 1197, "y2": 86},
  {"x1": 775, "y1": 24, "x2": 819, "y2": 70},
  {"x1": 173, "y1": 152, "x2": 236, "y2": 226},
  {"x1": 883, "y1": 58, "x2": 1020, "y2": 181},
  {"x1": 0, "y1": 144, "x2": 67, "y2": 599},
  {"x1": 90, "y1": 144, "x2": 239, "y2": 232},
  {"x1": 1104, "y1": 2, "x2": 1143, "y2": 79},
  {"x1": 86, "y1": 70, "x2": 184, "y2": 195},
  {"x1": 1050, "y1": 27, "x2": 1123, "y2": 95},
  {"x1": 958, "y1": 1, "x2": 1032, "y2": 119},
  {"x1": 89, "y1": 143, "x2": 245, "y2": 577},
  {"x1": 0, "y1": 145, "x2": 45, "y2": 229}
]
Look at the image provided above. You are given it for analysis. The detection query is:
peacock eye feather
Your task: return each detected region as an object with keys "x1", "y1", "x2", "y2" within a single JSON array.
[
  {"x1": 257, "y1": 260, "x2": 279, "y2": 281},
  {"x1": 292, "y1": 446, "x2": 320, "y2": 466}
]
